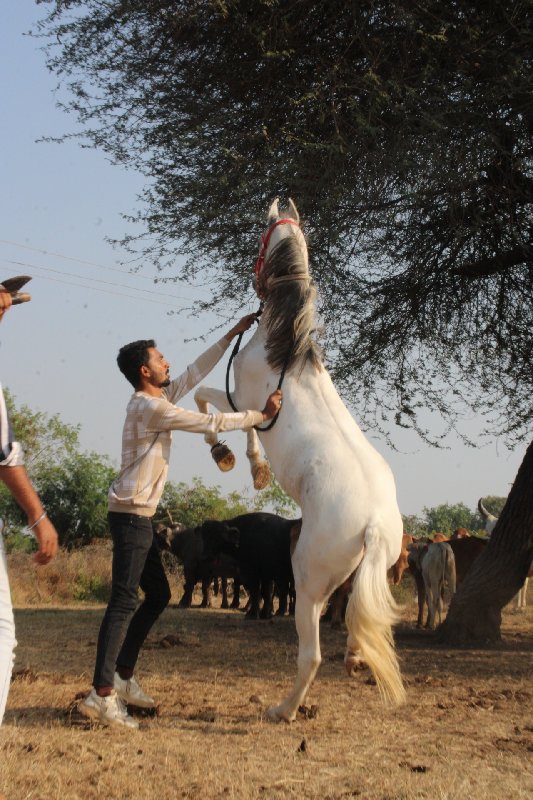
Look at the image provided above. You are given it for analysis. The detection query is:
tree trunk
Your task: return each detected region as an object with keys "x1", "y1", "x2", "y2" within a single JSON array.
[{"x1": 439, "y1": 439, "x2": 533, "y2": 644}]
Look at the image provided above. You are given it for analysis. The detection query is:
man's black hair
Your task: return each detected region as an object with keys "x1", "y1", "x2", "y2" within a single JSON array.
[{"x1": 117, "y1": 339, "x2": 156, "y2": 388}]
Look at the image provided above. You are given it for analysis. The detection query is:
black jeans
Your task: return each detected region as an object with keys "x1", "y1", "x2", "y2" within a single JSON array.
[{"x1": 93, "y1": 512, "x2": 171, "y2": 689}]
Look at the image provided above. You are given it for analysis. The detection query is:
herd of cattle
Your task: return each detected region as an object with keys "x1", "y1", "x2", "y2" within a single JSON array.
[{"x1": 154, "y1": 499, "x2": 531, "y2": 629}]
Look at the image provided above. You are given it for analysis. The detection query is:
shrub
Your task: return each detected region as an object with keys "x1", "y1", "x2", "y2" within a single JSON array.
[
  {"x1": 72, "y1": 573, "x2": 109, "y2": 603},
  {"x1": 4, "y1": 531, "x2": 37, "y2": 554}
]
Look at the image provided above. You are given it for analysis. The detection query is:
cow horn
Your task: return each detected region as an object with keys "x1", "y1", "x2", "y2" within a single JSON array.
[{"x1": 478, "y1": 498, "x2": 489, "y2": 519}]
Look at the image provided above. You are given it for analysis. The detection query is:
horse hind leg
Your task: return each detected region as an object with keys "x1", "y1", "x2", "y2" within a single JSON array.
[
  {"x1": 267, "y1": 591, "x2": 323, "y2": 723},
  {"x1": 194, "y1": 386, "x2": 236, "y2": 471},
  {"x1": 345, "y1": 637, "x2": 367, "y2": 675}
]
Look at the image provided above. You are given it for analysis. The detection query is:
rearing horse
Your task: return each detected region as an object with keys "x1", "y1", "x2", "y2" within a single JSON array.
[{"x1": 195, "y1": 198, "x2": 405, "y2": 720}]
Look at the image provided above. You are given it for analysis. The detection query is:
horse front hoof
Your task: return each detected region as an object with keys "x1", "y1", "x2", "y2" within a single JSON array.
[
  {"x1": 252, "y1": 462, "x2": 272, "y2": 490},
  {"x1": 266, "y1": 704, "x2": 294, "y2": 723},
  {"x1": 211, "y1": 442, "x2": 236, "y2": 472}
]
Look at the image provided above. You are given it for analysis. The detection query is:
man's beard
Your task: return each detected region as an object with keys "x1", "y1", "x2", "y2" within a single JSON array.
[{"x1": 161, "y1": 376, "x2": 171, "y2": 387}]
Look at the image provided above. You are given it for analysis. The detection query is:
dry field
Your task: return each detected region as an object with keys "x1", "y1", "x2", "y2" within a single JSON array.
[{"x1": 1, "y1": 581, "x2": 532, "y2": 800}]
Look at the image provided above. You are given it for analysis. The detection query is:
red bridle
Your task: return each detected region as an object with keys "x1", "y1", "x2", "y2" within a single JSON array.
[{"x1": 254, "y1": 218, "x2": 300, "y2": 279}]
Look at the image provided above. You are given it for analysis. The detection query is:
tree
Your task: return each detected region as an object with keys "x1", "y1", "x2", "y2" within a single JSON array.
[
  {"x1": 156, "y1": 477, "x2": 249, "y2": 529},
  {"x1": 36, "y1": 0, "x2": 532, "y2": 441},
  {"x1": 3, "y1": 387, "x2": 79, "y2": 474},
  {"x1": 0, "y1": 388, "x2": 80, "y2": 537},
  {"x1": 36, "y1": 1, "x2": 532, "y2": 640},
  {"x1": 0, "y1": 391, "x2": 115, "y2": 547},
  {"x1": 249, "y1": 477, "x2": 298, "y2": 517},
  {"x1": 35, "y1": 452, "x2": 116, "y2": 547},
  {"x1": 423, "y1": 503, "x2": 479, "y2": 536},
  {"x1": 401, "y1": 514, "x2": 427, "y2": 539}
]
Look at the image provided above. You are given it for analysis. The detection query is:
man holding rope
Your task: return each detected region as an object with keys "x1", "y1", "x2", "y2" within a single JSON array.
[{"x1": 80, "y1": 316, "x2": 282, "y2": 729}]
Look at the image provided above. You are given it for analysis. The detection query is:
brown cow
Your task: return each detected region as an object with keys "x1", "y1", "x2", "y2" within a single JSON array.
[
  {"x1": 431, "y1": 528, "x2": 470, "y2": 542},
  {"x1": 451, "y1": 527, "x2": 471, "y2": 539},
  {"x1": 389, "y1": 533, "x2": 414, "y2": 585}
]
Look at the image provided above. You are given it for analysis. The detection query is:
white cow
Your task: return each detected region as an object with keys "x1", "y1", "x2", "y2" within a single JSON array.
[
  {"x1": 422, "y1": 542, "x2": 457, "y2": 629},
  {"x1": 477, "y1": 498, "x2": 498, "y2": 535},
  {"x1": 517, "y1": 559, "x2": 533, "y2": 610}
]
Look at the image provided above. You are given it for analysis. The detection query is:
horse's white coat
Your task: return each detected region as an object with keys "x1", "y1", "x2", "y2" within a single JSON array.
[{"x1": 195, "y1": 200, "x2": 405, "y2": 719}]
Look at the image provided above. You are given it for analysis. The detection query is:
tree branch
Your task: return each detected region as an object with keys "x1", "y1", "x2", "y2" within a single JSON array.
[{"x1": 453, "y1": 245, "x2": 531, "y2": 278}]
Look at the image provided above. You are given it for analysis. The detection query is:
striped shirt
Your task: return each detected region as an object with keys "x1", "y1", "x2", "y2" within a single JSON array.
[
  {"x1": 108, "y1": 337, "x2": 264, "y2": 517},
  {"x1": 0, "y1": 383, "x2": 24, "y2": 467}
]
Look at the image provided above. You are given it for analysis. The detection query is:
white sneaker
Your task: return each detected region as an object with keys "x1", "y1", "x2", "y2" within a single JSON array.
[
  {"x1": 79, "y1": 688, "x2": 139, "y2": 729},
  {"x1": 114, "y1": 673, "x2": 155, "y2": 709}
]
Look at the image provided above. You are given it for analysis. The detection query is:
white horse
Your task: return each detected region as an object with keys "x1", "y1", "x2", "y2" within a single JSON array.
[{"x1": 195, "y1": 198, "x2": 406, "y2": 720}]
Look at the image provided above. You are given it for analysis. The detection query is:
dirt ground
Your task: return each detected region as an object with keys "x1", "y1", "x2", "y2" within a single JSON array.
[{"x1": 1, "y1": 583, "x2": 532, "y2": 800}]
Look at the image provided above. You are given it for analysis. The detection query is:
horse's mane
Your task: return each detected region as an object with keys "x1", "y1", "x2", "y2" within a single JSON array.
[{"x1": 262, "y1": 235, "x2": 322, "y2": 373}]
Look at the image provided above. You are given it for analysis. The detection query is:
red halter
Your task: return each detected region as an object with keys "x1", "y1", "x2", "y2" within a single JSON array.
[{"x1": 254, "y1": 218, "x2": 300, "y2": 279}]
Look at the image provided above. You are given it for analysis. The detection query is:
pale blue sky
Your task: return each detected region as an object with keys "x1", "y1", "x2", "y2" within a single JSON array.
[{"x1": 0, "y1": 1, "x2": 524, "y2": 517}]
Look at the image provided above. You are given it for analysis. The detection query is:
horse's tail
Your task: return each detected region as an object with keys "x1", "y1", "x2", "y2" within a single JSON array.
[{"x1": 345, "y1": 525, "x2": 406, "y2": 706}]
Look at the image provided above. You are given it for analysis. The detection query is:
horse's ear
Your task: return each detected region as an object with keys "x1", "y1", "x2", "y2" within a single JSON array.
[
  {"x1": 267, "y1": 197, "x2": 280, "y2": 223},
  {"x1": 286, "y1": 198, "x2": 300, "y2": 224}
]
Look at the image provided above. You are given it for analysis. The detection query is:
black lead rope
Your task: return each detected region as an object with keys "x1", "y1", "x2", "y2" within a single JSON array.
[{"x1": 225, "y1": 312, "x2": 291, "y2": 432}]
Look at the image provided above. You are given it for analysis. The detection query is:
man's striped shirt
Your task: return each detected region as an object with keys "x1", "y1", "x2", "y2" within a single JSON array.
[{"x1": 108, "y1": 337, "x2": 264, "y2": 517}]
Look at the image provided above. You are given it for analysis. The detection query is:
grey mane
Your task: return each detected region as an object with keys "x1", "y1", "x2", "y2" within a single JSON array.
[{"x1": 262, "y1": 235, "x2": 322, "y2": 373}]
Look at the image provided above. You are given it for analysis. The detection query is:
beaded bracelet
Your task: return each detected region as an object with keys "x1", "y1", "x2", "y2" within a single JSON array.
[{"x1": 28, "y1": 510, "x2": 47, "y2": 531}]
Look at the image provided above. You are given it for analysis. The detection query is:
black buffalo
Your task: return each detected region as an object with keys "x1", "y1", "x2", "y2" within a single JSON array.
[
  {"x1": 201, "y1": 513, "x2": 299, "y2": 620},
  {"x1": 154, "y1": 521, "x2": 240, "y2": 609}
]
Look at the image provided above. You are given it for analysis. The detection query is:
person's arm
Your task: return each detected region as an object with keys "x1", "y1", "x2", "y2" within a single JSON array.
[
  {"x1": 223, "y1": 314, "x2": 258, "y2": 343},
  {"x1": 0, "y1": 465, "x2": 59, "y2": 564},
  {"x1": 147, "y1": 389, "x2": 282, "y2": 434},
  {"x1": 0, "y1": 291, "x2": 58, "y2": 564},
  {"x1": 165, "y1": 314, "x2": 258, "y2": 404}
]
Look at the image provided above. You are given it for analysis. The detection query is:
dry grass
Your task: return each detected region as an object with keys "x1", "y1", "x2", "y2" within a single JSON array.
[
  {"x1": 7, "y1": 546, "x2": 186, "y2": 606},
  {"x1": 1, "y1": 577, "x2": 532, "y2": 800},
  {"x1": 7, "y1": 546, "x2": 113, "y2": 606}
]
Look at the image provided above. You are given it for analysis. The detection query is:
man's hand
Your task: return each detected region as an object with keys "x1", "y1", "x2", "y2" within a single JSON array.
[
  {"x1": 224, "y1": 313, "x2": 258, "y2": 341},
  {"x1": 262, "y1": 389, "x2": 283, "y2": 421},
  {"x1": 32, "y1": 516, "x2": 59, "y2": 565},
  {"x1": 0, "y1": 465, "x2": 59, "y2": 565},
  {"x1": 0, "y1": 290, "x2": 12, "y2": 321}
]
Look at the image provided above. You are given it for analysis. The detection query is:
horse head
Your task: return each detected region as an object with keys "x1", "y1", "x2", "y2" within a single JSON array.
[
  {"x1": 254, "y1": 198, "x2": 321, "y2": 374},
  {"x1": 255, "y1": 198, "x2": 309, "y2": 299}
]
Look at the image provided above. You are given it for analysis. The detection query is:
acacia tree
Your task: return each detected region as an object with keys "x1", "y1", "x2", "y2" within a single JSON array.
[{"x1": 36, "y1": 0, "x2": 532, "y2": 640}]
